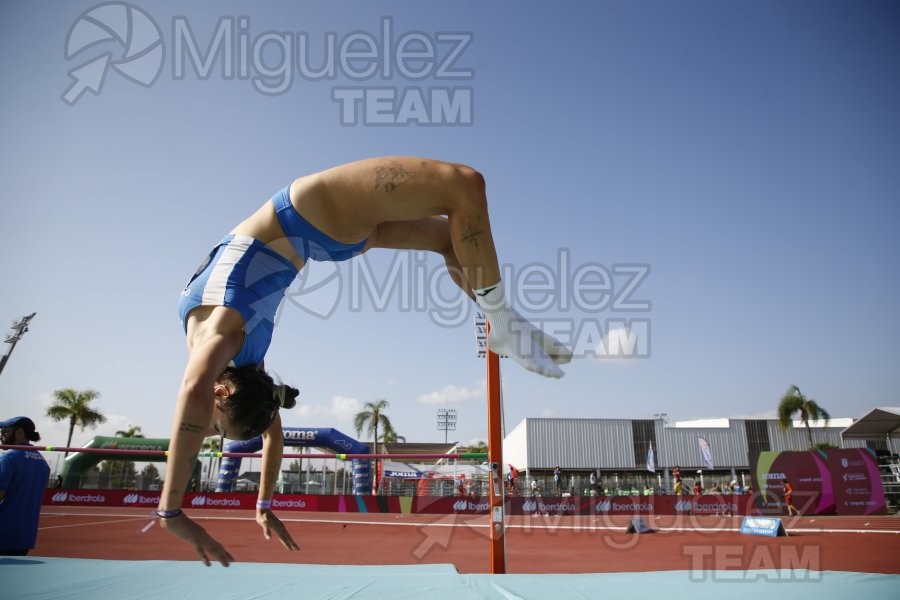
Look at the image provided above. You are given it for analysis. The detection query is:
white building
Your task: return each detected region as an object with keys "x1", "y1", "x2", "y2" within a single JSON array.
[{"x1": 503, "y1": 415, "x2": 860, "y2": 475}]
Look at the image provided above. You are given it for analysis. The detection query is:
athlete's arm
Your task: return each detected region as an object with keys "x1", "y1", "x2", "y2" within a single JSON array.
[
  {"x1": 255, "y1": 413, "x2": 299, "y2": 550},
  {"x1": 158, "y1": 334, "x2": 239, "y2": 567},
  {"x1": 257, "y1": 412, "x2": 283, "y2": 503}
]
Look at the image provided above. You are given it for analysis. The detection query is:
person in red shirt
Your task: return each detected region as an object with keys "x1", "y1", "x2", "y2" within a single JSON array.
[{"x1": 782, "y1": 479, "x2": 800, "y2": 516}]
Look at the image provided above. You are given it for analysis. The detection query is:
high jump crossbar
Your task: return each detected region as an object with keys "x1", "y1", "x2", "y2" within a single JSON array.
[{"x1": 0, "y1": 445, "x2": 487, "y2": 461}]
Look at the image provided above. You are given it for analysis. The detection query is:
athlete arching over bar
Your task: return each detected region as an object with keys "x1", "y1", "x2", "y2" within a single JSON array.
[{"x1": 159, "y1": 157, "x2": 572, "y2": 566}]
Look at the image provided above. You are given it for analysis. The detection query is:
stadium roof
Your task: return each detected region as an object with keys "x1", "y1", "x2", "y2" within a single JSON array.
[{"x1": 841, "y1": 407, "x2": 900, "y2": 440}]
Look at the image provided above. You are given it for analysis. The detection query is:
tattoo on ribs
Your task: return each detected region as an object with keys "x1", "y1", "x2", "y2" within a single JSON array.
[{"x1": 374, "y1": 164, "x2": 411, "y2": 193}]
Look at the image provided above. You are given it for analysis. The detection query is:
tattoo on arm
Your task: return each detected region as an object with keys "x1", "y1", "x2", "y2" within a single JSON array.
[
  {"x1": 179, "y1": 423, "x2": 204, "y2": 434},
  {"x1": 461, "y1": 224, "x2": 484, "y2": 249},
  {"x1": 374, "y1": 163, "x2": 411, "y2": 193}
]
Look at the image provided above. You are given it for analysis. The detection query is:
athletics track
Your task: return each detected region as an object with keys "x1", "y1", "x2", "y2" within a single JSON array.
[{"x1": 3, "y1": 505, "x2": 898, "y2": 599}]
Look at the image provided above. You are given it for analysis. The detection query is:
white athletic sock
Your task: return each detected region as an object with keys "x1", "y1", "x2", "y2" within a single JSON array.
[
  {"x1": 473, "y1": 281, "x2": 565, "y2": 378},
  {"x1": 473, "y1": 281, "x2": 512, "y2": 335}
]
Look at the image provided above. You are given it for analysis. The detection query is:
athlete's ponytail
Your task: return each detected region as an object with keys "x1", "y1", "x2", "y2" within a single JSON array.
[{"x1": 274, "y1": 384, "x2": 300, "y2": 409}]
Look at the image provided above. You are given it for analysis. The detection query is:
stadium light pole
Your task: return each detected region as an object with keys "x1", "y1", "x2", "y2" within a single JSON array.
[
  {"x1": 436, "y1": 408, "x2": 457, "y2": 444},
  {"x1": 0, "y1": 313, "x2": 36, "y2": 377}
]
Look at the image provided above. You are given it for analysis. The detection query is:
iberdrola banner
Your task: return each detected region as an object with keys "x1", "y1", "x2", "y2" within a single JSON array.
[{"x1": 751, "y1": 448, "x2": 885, "y2": 516}]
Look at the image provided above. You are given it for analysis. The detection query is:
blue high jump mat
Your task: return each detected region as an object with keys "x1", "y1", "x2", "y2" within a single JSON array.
[{"x1": 3, "y1": 557, "x2": 898, "y2": 599}]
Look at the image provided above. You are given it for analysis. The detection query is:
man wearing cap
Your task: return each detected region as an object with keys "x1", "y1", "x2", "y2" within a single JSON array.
[{"x1": 0, "y1": 416, "x2": 51, "y2": 555}]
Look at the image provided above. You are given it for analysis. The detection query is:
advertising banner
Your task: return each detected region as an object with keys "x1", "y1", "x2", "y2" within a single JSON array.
[
  {"x1": 751, "y1": 449, "x2": 885, "y2": 516},
  {"x1": 415, "y1": 496, "x2": 491, "y2": 514},
  {"x1": 824, "y1": 448, "x2": 886, "y2": 515},
  {"x1": 45, "y1": 490, "x2": 755, "y2": 515},
  {"x1": 739, "y1": 516, "x2": 788, "y2": 537},
  {"x1": 752, "y1": 450, "x2": 830, "y2": 515}
]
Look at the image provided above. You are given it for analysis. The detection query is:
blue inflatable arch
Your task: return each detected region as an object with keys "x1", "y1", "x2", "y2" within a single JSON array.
[{"x1": 216, "y1": 427, "x2": 371, "y2": 495}]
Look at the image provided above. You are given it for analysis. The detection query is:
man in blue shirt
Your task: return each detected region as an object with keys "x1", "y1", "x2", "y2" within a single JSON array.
[{"x1": 0, "y1": 416, "x2": 50, "y2": 555}]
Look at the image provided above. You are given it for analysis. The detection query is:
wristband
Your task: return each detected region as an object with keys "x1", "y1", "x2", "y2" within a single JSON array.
[
  {"x1": 256, "y1": 500, "x2": 271, "y2": 510},
  {"x1": 141, "y1": 508, "x2": 182, "y2": 534}
]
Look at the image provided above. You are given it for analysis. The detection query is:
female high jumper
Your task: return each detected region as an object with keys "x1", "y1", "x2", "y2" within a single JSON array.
[{"x1": 157, "y1": 157, "x2": 572, "y2": 566}]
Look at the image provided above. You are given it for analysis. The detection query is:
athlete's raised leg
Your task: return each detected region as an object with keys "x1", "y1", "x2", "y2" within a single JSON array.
[{"x1": 301, "y1": 157, "x2": 571, "y2": 377}]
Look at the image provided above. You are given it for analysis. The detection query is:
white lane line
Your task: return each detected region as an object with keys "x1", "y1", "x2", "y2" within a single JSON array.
[
  {"x1": 40, "y1": 517, "x2": 149, "y2": 530},
  {"x1": 40, "y1": 511, "x2": 900, "y2": 535}
]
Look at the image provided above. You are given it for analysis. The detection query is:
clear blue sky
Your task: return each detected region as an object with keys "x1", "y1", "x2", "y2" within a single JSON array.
[{"x1": 1, "y1": 1, "x2": 898, "y2": 464}]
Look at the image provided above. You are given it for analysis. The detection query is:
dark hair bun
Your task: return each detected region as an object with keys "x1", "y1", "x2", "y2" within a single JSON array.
[{"x1": 275, "y1": 384, "x2": 300, "y2": 409}]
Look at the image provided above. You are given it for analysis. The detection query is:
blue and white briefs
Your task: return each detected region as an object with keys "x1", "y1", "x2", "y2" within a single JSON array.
[
  {"x1": 178, "y1": 184, "x2": 368, "y2": 366},
  {"x1": 271, "y1": 184, "x2": 367, "y2": 262}
]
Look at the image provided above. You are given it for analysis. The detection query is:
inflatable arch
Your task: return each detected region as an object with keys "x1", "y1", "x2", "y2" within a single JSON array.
[
  {"x1": 217, "y1": 427, "x2": 371, "y2": 495},
  {"x1": 58, "y1": 437, "x2": 201, "y2": 488}
]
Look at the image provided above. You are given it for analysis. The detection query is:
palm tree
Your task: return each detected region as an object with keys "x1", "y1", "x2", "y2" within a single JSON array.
[
  {"x1": 379, "y1": 426, "x2": 406, "y2": 444},
  {"x1": 354, "y1": 399, "x2": 394, "y2": 494},
  {"x1": 111, "y1": 425, "x2": 144, "y2": 489},
  {"x1": 46, "y1": 388, "x2": 106, "y2": 457},
  {"x1": 115, "y1": 425, "x2": 143, "y2": 438},
  {"x1": 354, "y1": 399, "x2": 395, "y2": 453},
  {"x1": 777, "y1": 385, "x2": 831, "y2": 449},
  {"x1": 467, "y1": 440, "x2": 488, "y2": 453}
]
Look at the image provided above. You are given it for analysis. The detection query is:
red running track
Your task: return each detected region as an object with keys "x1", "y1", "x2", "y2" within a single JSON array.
[{"x1": 34, "y1": 507, "x2": 900, "y2": 574}]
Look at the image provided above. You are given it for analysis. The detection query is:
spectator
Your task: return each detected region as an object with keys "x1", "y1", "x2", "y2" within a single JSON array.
[
  {"x1": 783, "y1": 479, "x2": 800, "y2": 516},
  {"x1": 506, "y1": 465, "x2": 519, "y2": 497},
  {"x1": 693, "y1": 481, "x2": 702, "y2": 496},
  {"x1": 0, "y1": 416, "x2": 51, "y2": 556},
  {"x1": 673, "y1": 478, "x2": 684, "y2": 496},
  {"x1": 553, "y1": 465, "x2": 562, "y2": 495}
]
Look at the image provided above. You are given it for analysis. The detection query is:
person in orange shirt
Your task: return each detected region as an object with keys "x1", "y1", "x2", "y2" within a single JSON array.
[{"x1": 782, "y1": 479, "x2": 800, "y2": 516}]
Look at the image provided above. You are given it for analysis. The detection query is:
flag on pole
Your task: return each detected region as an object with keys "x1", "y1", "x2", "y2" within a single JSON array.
[
  {"x1": 698, "y1": 436, "x2": 714, "y2": 470},
  {"x1": 646, "y1": 442, "x2": 656, "y2": 472}
]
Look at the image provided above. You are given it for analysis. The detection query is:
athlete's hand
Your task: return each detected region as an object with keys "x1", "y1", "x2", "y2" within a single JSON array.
[
  {"x1": 257, "y1": 509, "x2": 300, "y2": 551},
  {"x1": 159, "y1": 513, "x2": 234, "y2": 567}
]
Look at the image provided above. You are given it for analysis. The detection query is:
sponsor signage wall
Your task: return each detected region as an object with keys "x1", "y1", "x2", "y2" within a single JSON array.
[
  {"x1": 751, "y1": 449, "x2": 886, "y2": 516},
  {"x1": 45, "y1": 491, "x2": 751, "y2": 515},
  {"x1": 825, "y1": 449, "x2": 886, "y2": 515}
]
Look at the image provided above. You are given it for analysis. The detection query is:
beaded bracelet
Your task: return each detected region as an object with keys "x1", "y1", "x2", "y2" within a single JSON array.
[{"x1": 256, "y1": 500, "x2": 271, "y2": 510}]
